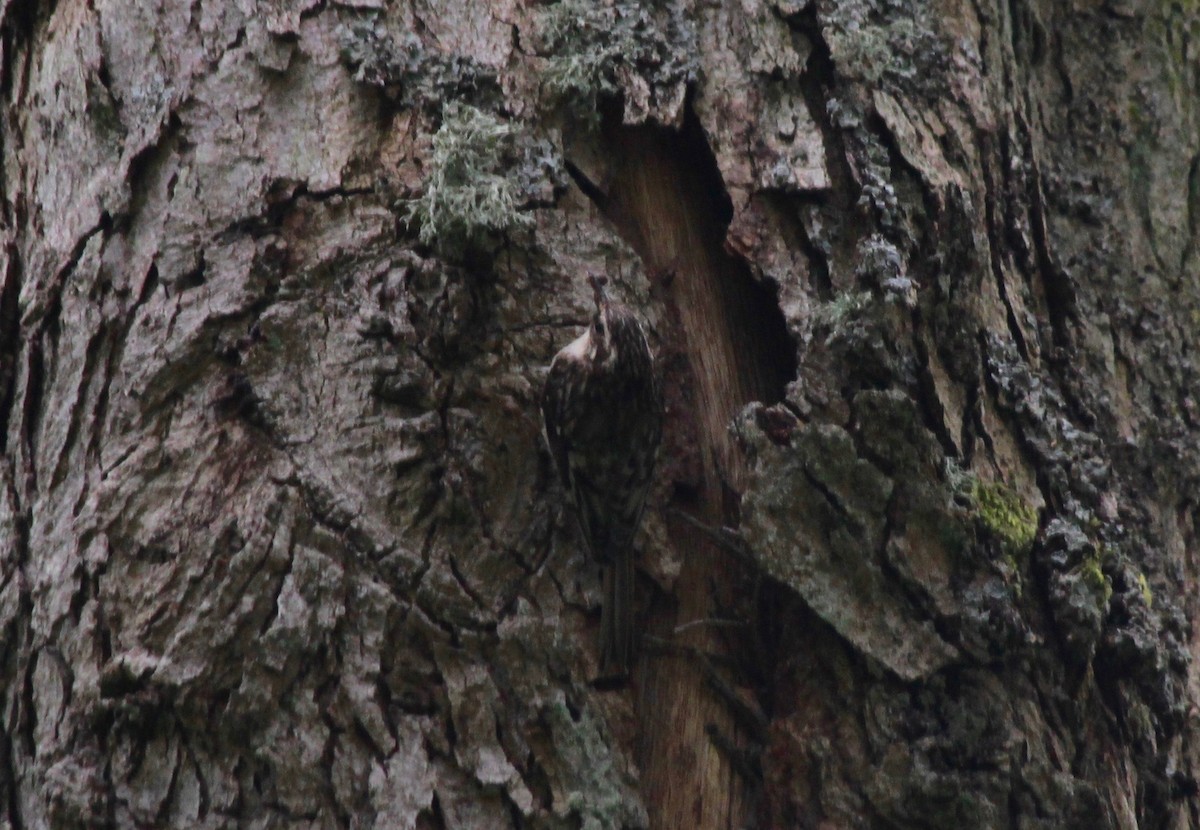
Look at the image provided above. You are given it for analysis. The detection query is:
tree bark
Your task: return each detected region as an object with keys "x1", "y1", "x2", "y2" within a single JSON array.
[{"x1": 1, "y1": 0, "x2": 1198, "y2": 828}]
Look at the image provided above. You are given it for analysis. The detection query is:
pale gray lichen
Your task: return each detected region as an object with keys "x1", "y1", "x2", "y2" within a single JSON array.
[
  {"x1": 338, "y1": 21, "x2": 501, "y2": 111},
  {"x1": 537, "y1": 1, "x2": 622, "y2": 120},
  {"x1": 856, "y1": 233, "x2": 916, "y2": 306},
  {"x1": 406, "y1": 103, "x2": 534, "y2": 255},
  {"x1": 813, "y1": 290, "x2": 873, "y2": 343},
  {"x1": 542, "y1": 692, "x2": 648, "y2": 830},
  {"x1": 820, "y1": 0, "x2": 950, "y2": 97},
  {"x1": 534, "y1": 0, "x2": 695, "y2": 125}
]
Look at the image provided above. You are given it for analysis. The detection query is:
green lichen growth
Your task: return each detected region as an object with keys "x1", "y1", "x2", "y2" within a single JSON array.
[
  {"x1": 1079, "y1": 555, "x2": 1113, "y2": 605},
  {"x1": 406, "y1": 103, "x2": 532, "y2": 255},
  {"x1": 995, "y1": 550, "x2": 1024, "y2": 599},
  {"x1": 1136, "y1": 571, "x2": 1153, "y2": 607},
  {"x1": 971, "y1": 480, "x2": 1039, "y2": 557}
]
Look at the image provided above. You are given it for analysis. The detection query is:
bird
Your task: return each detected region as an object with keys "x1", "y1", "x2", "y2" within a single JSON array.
[{"x1": 542, "y1": 274, "x2": 663, "y2": 680}]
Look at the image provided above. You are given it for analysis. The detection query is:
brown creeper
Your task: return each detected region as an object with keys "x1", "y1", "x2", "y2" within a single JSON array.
[{"x1": 542, "y1": 274, "x2": 663, "y2": 679}]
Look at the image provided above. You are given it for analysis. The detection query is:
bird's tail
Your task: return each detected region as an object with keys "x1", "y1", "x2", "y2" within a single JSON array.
[{"x1": 598, "y1": 547, "x2": 635, "y2": 682}]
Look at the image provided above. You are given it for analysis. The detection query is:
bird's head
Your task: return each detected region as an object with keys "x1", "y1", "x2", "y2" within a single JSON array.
[{"x1": 587, "y1": 273, "x2": 618, "y2": 365}]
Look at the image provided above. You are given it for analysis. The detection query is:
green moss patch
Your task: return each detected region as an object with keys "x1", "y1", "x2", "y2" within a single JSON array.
[{"x1": 971, "y1": 480, "x2": 1039, "y2": 557}]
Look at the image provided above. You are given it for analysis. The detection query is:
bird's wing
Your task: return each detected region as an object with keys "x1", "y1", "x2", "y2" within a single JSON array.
[{"x1": 541, "y1": 353, "x2": 578, "y2": 491}]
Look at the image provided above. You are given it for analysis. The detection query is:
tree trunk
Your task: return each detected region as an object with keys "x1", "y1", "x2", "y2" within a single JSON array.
[{"x1": 2, "y1": 0, "x2": 1197, "y2": 828}]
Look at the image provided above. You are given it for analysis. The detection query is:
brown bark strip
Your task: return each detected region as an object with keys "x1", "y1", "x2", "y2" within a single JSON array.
[{"x1": 593, "y1": 109, "x2": 793, "y2": 830}]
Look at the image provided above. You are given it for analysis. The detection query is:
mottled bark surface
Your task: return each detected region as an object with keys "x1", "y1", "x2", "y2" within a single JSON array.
[{"x1": 1, "y1": 0, "x2": 1198, "y2": 828}]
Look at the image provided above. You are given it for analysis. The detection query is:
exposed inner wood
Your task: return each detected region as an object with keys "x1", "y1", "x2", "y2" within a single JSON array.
[{"x1": 597, "y1": 111, "x2": 793, "y2": 829}]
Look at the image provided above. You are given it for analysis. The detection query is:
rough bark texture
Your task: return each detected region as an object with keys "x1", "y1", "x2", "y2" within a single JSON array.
[{"x1": 1, "y1": 0, "x2": 1198, "y2": 828}]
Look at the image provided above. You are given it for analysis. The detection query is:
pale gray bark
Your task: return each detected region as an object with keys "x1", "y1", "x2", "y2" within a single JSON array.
[{"x1": 1, "y1": 0, "x2": 1197, "y2": 829}]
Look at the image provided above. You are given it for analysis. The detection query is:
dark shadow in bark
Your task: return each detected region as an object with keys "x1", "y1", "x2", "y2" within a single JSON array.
[{"x1": 561, "y1": 94, "x2": 800, "y2": 829}]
